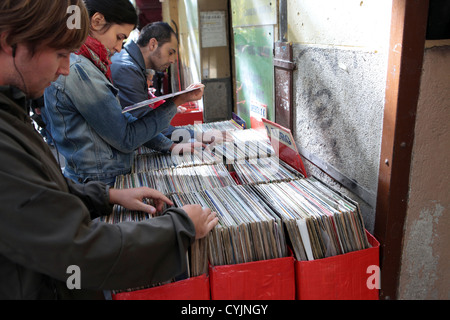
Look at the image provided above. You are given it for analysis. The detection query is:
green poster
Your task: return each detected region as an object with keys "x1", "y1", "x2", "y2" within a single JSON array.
[{"x1": 234, "y1": 25, "x2": 274, "y2": 128}]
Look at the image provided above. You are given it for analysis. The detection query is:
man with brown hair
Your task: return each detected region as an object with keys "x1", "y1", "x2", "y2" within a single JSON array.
[{"x1": 0, "y1": 0, "x2": 217, "y2": 300}]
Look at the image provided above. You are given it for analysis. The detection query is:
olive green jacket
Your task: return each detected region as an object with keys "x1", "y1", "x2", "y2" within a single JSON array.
[{"x1": 0, "y1": 86, "x2": 195, "y2": 299}]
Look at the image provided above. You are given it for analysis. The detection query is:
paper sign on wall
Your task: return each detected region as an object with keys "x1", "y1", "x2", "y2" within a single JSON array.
[{"x1": 200, "y1": 11, "x2": 227, "y2": 48}]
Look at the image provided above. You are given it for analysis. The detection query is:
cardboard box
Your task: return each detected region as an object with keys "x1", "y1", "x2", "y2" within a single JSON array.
[
  {"x1": 295, "y1": 231, "x2": 380, "y2": 300},
  {"x1": 209, "y1": 256, "x2": 295, "y2": 300},
  {"x1": 112, "y1": 274, "x2": 210, "y2": 300}
]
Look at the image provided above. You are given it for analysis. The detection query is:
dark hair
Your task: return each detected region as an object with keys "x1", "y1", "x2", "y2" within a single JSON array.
[
  {"x1": 136, "y1": 22, "x2": 177, "y2": 47},
  {"x1": 0, "y1": 0, "x2": 89, "y2": 55},
  {"x1": 83, "y1": 0, "x2": 138, "y2": 30}
]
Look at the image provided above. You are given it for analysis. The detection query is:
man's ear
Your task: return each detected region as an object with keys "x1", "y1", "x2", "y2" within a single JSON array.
[
  {"x1": 0, "y1": 32, "x2": 14, "y2": 57},
  {"x1": 148, "y1": 38, "x2": 158, "y2": 52}
]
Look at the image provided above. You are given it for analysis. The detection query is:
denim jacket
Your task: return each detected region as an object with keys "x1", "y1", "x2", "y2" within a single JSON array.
[{"x1": 42, "y1": 54, "x2": 176, "y2": 185}]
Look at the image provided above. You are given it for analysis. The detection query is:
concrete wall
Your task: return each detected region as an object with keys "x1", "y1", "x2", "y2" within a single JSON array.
[
  {"x1": 287, "y1": 0, "x2": 392, "y2": 232},
  {"x1": 398, "y1": 43, "x2": 450, "y2": 300}
]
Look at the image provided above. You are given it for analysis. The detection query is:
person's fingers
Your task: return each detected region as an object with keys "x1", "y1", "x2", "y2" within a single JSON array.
[
  {"x1": 133, "y1": 201, "x2": 157, "y2": 215},
  {"x1": 197, "y1": 210, "x2": 218, "y2": 238},
  {"x1": 139, "y1": 187, "x2": 173, "y2": 213},
  {"x1": 149, "y1": 192, "x2": 173, "y2": 206},
  {"x1": 207, "y1": 212, "x2": 219, "y2": 229}
]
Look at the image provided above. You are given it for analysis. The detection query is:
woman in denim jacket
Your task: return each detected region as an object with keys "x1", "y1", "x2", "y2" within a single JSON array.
[{"x1": 42, "y1": 0, "x2": 204, "y2": 186}]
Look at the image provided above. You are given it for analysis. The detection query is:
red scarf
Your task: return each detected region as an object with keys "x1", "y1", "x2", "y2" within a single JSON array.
[{"x1": 76, "y1": 36, "x2": 112, "y2": 82}]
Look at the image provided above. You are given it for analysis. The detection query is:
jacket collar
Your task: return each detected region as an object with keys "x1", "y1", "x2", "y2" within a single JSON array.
[
  {"x1": 0, "y1": 85, "x2": 30, "y2": 122},
  {"x1": 124, "y1": 41, "x2": 147, "y2": 74}
]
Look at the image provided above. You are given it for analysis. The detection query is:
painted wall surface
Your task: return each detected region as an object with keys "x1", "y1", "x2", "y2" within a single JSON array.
[
  {"x1": 398, "y1": 44, "x2": 450, "y2": 300},
  {"x1": 288, "y1": 0, "x2": 392, "y2": 53},
  {"x1": 287, "y1": 0, "x2": 392, "y2": 231}
]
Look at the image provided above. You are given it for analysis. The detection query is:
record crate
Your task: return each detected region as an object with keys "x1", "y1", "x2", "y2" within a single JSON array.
[
  {"x1": 295, "y1": 230, "x2": 380, "y2": 300},
  {"x1": 261, "y1": 118, "x2": 380, "y2": 300},
  {"x1": 111, "y1": 274, "x2": 211, "y2": 300},
  {"x1": 209, "y1": 256, "x2": 296, "y2": 300},
  {"x1": 111, "y1": 117, "x2": 380, "y2": 300},
  {"x1": 170, "y1": 102, "x2": 203, "y2": 127}
]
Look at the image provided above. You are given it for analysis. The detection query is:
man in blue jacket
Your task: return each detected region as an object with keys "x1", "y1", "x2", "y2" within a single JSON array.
[{"x1": 111, "y1": 22, "x2": 196, "y2": 142}]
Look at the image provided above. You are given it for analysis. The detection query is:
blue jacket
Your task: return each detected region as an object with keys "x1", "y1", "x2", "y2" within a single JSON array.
[
  {"x1": 111, "y1": 41, "x2": 194, "y2": 140},
  {"x1": 110, "y1": 41, "x2": 150, "y2": 118},
  {"x1": 42, "y1": 53, "x2": 176, "y2": 185}
]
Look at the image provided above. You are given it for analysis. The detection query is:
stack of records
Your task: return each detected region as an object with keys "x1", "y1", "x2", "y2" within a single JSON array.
[
  {"x1": 249, "y1": 177, "x2": 370, "y2": 261},
  {"x1": 188, "y1": 119, "x2": 244, "y2": 133},
  {"x1": 228, "y1": 128, "x2": 275, "y2": 159},
  {"x1": 132, "y1": 128, "x2": 273, "y2": 173},
  {"x1": 172, "y1": 185, "x2": 288, "y2": 274},
  {"x1": 134, "y1": 145, "x2": 156, "y2": 155},
  {"x1": 233, "y1": 157, "x2": 304, "y2": 185},
  {"x1": 173, "y1": 120, "x2": 243, "y2": 146},
  {"x1": 102, "y1": 174, "x2": 169, "y2": 224},
  {"x1": 108, "y1": 119, "x2": 370, "y2": 290},
  {"x1": 210, "y1": 129, "x2": 275, "y2": 163},
  {"x1": 115, "y1": 163, "x2": 237, "y2": 196},
  {"x1": 133, "y1": 149, "x2": 218, "y2": 172},
  {"x1": 100, "y1": 204, "x2": 154, "y2": 224}
]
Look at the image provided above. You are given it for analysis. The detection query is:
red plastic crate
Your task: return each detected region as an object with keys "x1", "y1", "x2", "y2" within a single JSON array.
[
  {"x1": 170, "y1": 109, "x2": 203, "y2": 127},
  {"x1": 112, "y1": 274, "x2": 210, "y2": 300},
  {"x1": 295, "y1": 231, "x2": 380, "y2": 300},
  {"x1": 209, "y1": 256, "x2": 295, "y2": 300}
]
